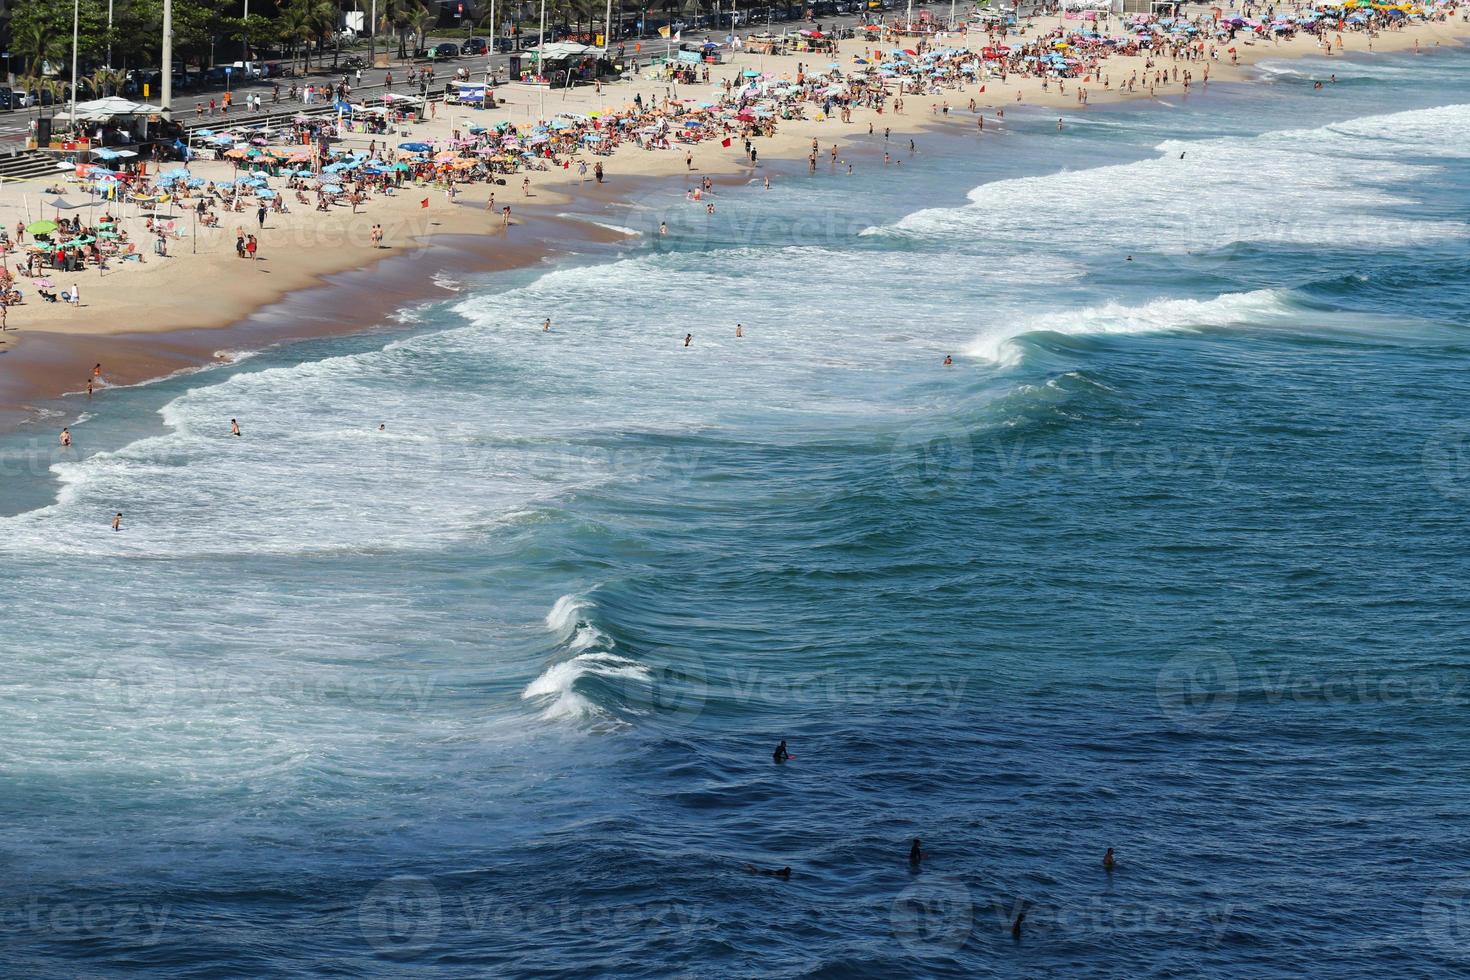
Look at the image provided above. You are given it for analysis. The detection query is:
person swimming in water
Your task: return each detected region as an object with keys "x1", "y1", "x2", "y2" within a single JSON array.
[
  {"x1": 746, "y1": 865, "x2": 792, "y2": 878},
  {"x1": 1011, "y1": 910, "x2": 1026, "y2": 938},
  {"x1": 59, "y1": 427, "x2": 71, "y2": 447},
  {"x1": 773, "y1": 740, "x2": 789, "y2": 763},
  {"x1": 684, "y1": 333, "x2": 693, "y2": 347},
  {"x1": 111, "y1": 512, "x2": 122, "y2": 532},
  {"x1": 1103, "y1": 847, "x2": 1115, "y2": 870},
  {"x1": 909, "y1": 838, "x2": 923, "y2": 864},
  {"x1": 943, "y1": 355, "x2": 953, "y2": 366},
  {"x1": 230, "y1": 418, "x2": 241, "y2": 437}
]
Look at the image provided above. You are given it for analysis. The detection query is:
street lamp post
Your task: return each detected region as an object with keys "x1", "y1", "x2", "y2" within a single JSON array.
[
  {"x1": 70, "y1": 0, "x2": 79, "y2": 124},
  {"x1": 370, "y1": 0, "x2": 378, "y2": 64},
  {"x1": 163, "y1": 0, "x2": 174, "y2": 117}
]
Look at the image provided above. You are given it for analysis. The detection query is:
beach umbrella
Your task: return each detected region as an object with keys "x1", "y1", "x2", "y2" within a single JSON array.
[
  {"x1": 26, "y1": 220, "x2": 58, "y2": 235},
  {"x1": 256, "y1": 189, "x2": 277, "y2": 198},
  {"x1": 399, "y1": 141, "x2": 431, "y2": 151}
]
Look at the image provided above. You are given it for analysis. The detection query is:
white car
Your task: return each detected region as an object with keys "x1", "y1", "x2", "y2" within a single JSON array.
[{"x1": 229, "y1": 61, "x2": 268, "y2": 80}]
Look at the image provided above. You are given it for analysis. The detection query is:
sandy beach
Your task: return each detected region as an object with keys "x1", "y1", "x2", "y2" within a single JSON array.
[{"x1": 1, "y1": 8, "x2": 1466, "y2": 421}]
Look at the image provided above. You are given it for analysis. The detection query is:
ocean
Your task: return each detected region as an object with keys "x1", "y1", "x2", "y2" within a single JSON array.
[{"x1": 2, "y1": 47, "x2": 1469, "y2": 977}]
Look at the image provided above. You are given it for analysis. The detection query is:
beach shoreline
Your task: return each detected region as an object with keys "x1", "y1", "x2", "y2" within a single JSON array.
[{"x1": 1, "y1": 12, "x2": 1466, "y2": 426}]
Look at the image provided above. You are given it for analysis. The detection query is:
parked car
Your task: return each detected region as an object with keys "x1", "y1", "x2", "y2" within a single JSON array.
[
  {"x1": 461, "y1": 37, "x2": 489, "y2": 55},
  {"x1": 431, "y1": 42, "x2": 461, "y2": 59},
  {"x1": 493, "y1": 36, "x2": 516, "y2": 52},
  {"x1": 229, "y1": 61, "x2": 268, "y2": 80}
]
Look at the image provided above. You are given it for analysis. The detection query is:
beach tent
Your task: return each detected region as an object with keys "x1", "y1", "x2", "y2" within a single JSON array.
[{"x1": 53, "y1": 97, "x2": 165, "y2": 121}]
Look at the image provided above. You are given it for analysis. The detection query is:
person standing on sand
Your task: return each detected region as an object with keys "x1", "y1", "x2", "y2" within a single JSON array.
[
  {"x1": 502, "y1": 206, "x2": 512, "y2": 229},
  {"x1": 246, "y1": 235, "x2": 258, "y2": 261},
  {"x1": 257, "y1": 205, "x2": 267, "y2": 228}
]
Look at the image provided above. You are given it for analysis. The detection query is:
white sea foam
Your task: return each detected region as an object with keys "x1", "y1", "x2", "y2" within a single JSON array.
[
  {"x1": 877, "y1": 102, "x2": 1470, "y2": 258},
  {"x1": 965, "y1": 289, "x2": 1294, "y2": 365},
  {"x1": 524, "y1": 592, "x2": 650, "y2": 722},
  {"x1": 558, "y1": 214, "x2": 642, "y2": 237}
]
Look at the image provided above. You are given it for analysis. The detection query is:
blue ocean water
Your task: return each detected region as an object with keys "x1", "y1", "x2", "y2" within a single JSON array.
[{"x1": 3, "y1": 48, "x2": 1470, "y2": 977}]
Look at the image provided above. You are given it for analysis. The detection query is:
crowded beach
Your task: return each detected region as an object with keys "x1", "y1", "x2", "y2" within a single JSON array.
[{"x1": 0, "y1": 1, "x2": 1464, "y2": 406}]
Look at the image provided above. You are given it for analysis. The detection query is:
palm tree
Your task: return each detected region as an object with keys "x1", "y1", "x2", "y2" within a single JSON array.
[
  {"x1": 279, "y1": 0, "x2": 317, "y2": 72},
  {"x1": 87, "y1": 67, "x2": 126, "y2": 100},
  {"x1": 408, "y1": 2, "x2": 438, "y2": 59},
  {"x1": 307, "y1": 0, "x2": 341, "y2": 67},
  {"x1": 13, "y1": 18, "x2": 64, "y2": 123},
  {"x1": 381, "y1": 0, "x2": 415, "y2": 59}
]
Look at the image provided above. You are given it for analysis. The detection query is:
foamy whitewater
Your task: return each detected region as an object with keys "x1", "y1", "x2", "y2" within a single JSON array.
[{"x1": 3, "y1": 50, "x2": 1470, "y2": 977}]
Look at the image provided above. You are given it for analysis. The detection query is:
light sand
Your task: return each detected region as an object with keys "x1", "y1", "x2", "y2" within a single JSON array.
[{"x1": 0, "y1": 11, "x2": 1465, "y2": 414}]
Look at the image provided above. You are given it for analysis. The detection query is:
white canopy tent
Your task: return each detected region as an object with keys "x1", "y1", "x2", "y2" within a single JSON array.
[
  {"x1": 53, "y1": 97, "x2": 166, "y2": 121},
  {"x1": 523, "y1": 41, "x2": 604, "y2": 60}
]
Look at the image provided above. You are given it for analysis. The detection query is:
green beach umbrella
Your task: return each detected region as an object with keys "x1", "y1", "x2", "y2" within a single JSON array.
[{"x1": 26, "y1": 220, "x2": 58, "y2": 235}]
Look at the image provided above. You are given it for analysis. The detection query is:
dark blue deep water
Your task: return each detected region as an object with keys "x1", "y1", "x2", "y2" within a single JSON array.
[{"x1": 3, "y1": 48, "x2": 1470, "y2": 978}]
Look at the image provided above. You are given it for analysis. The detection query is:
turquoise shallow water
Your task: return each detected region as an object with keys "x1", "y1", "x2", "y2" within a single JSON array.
[{"x1": 3, "y1": 48, "x2": 1470, "y2": 977}]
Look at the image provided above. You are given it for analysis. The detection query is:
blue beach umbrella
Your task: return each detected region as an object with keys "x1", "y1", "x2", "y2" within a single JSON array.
[{"x1": 399, "y1": 141, "x2": 431, "y2": 151}]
